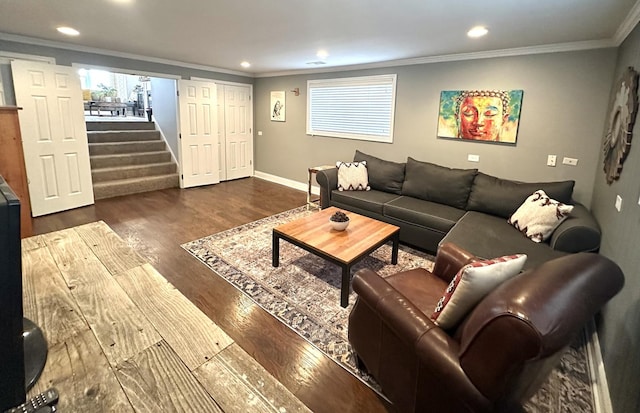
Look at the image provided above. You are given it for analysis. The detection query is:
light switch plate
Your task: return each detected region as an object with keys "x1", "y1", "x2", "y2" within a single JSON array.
[
  {"x1": 547, "y1": 155, "x2": 557, "y2": 167},
  {"x1": 615, "y1": 195, "x2": 622, "y2": 212},
  {"x1": 467, "y1": 154, "x2": 479, "y2": 162}
]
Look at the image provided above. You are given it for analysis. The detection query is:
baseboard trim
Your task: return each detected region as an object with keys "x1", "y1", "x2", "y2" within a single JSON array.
[
  {"x1": 254, "y1": 170, "x2": 320, "y2": 195},
  {"x1": 585, "y1": 318, "x2": 613, "y2": 413}
]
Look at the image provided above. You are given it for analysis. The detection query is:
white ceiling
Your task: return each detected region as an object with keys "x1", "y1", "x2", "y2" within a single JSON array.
[{"x1": 0, "y1": 0, "x2": 638, "y2": 77}]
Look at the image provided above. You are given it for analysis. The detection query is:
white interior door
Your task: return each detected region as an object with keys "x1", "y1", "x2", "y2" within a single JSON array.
[
  {"x1": 0, "y1": 73, "x2": 5, "y2": 105},
  {"x1": 224, "y1": 85, "x2": 253, "y2": 180},
  {"x1": 178, "y1": 79, "x2": 219, "y2": 188},
  {"x1": 216, "y1": 86, "x2": 227, "y2": 181},
  {"x1": 11, "y1": 60, "x2": 94, "y2": 217}
]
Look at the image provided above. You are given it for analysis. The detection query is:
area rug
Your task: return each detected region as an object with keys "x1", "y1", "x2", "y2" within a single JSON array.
[{"x1": 182, "y1": 206, "x2": 595, "y2": 412}]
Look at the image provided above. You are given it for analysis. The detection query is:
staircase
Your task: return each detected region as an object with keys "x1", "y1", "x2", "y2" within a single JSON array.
[{"x1": 87, "y1": 121, "x2": 179, "y2": 200}]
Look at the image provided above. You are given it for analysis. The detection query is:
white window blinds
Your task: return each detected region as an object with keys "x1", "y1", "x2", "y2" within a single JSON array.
[{"x1": 306, "y1": 74, "x2": 397, "y2": 143}]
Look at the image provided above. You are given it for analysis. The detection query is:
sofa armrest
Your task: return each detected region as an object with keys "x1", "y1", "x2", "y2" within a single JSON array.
[
  {"x1": 315, "y1": 167, "x2": 338, "y2": 209},
  {"x1": 433, "y1": 242, "x2": 478, "y2": 283},
  {"x1": 352, "y1": 268, "x2": 441, "y2": 345},
  {"x1": 351, "y1": 268, "x2": 491, "y2": 411},
  {"x1": 549, "y1": 202, "x2": 601, "y2": 253}
]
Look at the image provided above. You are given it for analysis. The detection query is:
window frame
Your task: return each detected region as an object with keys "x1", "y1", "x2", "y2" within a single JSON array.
[{"x1": 306, "y1": 74, "x2": 397, "y2": 143}]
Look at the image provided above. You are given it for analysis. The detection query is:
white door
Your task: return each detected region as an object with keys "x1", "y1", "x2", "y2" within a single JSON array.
[
  {"x1": 0, "y1": 72, "x2": 5, "y2": 105},
  {"x1": 224, "y1": 85, "x2": 253, "y2": 180},
  {"x1": 216, "y1": 86, "x2": 227, "y2": 181},
  {"x1": 178, "y1": 80, "x2": 219, "y2": 188},
  {"x1": 11, "y1": 60, "x2": 94, "y2": 217}
]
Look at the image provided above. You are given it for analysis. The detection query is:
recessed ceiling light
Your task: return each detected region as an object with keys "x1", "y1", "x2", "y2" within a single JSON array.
[
  {"x1": 56, "y1": 26, "x2": 80, "y2": 36},
  {"x1": 240, "y1": 61, "x2": 251, "y2": 68},
  {"x1": 317, "y1": 49, "x2": 329, "y2": 59},
  {"x1": 467, "y1": 26, "x2": 488, "y2": 38}
]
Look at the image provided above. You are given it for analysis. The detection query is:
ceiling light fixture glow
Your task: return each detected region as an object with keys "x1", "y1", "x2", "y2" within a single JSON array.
[
  {"x1": 467, "y1": 26, "x2": 488, "y2": 38},
  {"x1": 240, "y1": 61, "x2": 251, "y2": 68},
  {"x1": 316, "y1": 49, "x2": 329, "y2": 59},
  {"x1": 56, "y1": 26, "x2": 80, "y2": 36}
]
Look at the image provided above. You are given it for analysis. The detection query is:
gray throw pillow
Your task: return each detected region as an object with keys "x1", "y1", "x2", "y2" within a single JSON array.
[
  {"x1": 401, "y1": 157, "x2": 477, "y2": 209},
  {"x1": 353, "y1": 150, "x2": 405, "y2": 194},
  {"x1": 467, "y1": 172, "x2": 575, "y2": 218}
]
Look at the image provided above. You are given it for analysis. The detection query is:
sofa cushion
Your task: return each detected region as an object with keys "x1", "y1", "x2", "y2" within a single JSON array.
[
  {"x1": 401, "y1": 158, "x2": 477, "y2": 209},
  {"x1": 441, "y1": 211, "x2": 567, "y2": 270},
  {"x1": 354, "y1": 150, "x2": 405, "y2": 195},
  {"x1": 384, "y1": 196, "x2": 465, "y2": 233},
  {"x1": 431, "y1": 254, "x2": 527, "y2": 329},
  {"x1": 467, "y1": 173, "x2": 575, "y2": 218},
  {"x1": 336, "y1": 161, "x2": 370, "y2": 191},
  {"x1": 508, "y1": 190, "x2": 574, "y2": 242},
  {"x1": 331, "y1": 189, "x2": 400, "y2": 215}
]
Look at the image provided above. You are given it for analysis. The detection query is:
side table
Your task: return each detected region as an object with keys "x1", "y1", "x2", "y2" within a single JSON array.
[{"x1": 307, "y1": 165, "x2": 334, "y2": 209}]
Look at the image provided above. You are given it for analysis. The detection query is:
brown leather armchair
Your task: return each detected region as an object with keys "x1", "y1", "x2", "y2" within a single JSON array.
[{"x1": 348, "y1": 243, "x2": 624, "y2": 412}]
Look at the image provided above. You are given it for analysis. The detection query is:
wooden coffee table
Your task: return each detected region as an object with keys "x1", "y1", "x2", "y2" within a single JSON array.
[{"x1": 272, "y1": 207, "x2": 400, "y2": 307}]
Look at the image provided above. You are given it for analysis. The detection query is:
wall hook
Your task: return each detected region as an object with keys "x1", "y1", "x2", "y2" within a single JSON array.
[{"x1": 291, "y1": 88, "x2": 300, "y2": 96}]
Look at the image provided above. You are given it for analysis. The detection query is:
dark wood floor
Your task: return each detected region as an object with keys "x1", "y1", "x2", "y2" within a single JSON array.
[{"x1": 32, "y1": 177, "x2": 390, "y2": 413}]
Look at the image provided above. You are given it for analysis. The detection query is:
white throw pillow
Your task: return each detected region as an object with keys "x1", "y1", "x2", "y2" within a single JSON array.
[
  {"x1": 508, "y1": 190, "x2": 574, "y2": 242},
  {"x1": 336, "y1": 161, "x2": 370, "y2": 191},
  {"x1": 431, "y1": 254, "x2": 527, "y2": 329}
]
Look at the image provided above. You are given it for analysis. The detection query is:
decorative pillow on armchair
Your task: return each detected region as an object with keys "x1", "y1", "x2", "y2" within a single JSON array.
[
  {"x1": 431, "y1": 254, "x2": 527, "y2": 329},
  {"x1": 508, "y1": 190, "x2": 574, "y2": 242},
  {"x1": 336, "y1": 161, "x2": 370, "y2": 191}
]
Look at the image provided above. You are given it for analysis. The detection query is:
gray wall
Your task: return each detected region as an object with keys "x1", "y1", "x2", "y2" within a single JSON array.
[
  {"x1": 591, "y1": 23, "x2": 640, "y2": 413},
  {"x1": 150, "y1": 77, "x2": 179, "y2": 159},
  {"x1": 0, "y1": 39, "x2": 253, "y2": 85},
  {"x1": 254, "y1": 48, "x2": 617, "y2": 205}
]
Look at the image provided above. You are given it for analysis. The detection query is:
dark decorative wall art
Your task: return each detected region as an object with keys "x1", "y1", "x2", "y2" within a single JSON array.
[{"x1": 603, "y1": 66, "x2": 638, "y2": 184}]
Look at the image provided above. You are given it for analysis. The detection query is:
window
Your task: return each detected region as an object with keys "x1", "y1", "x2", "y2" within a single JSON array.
[{"x1": 307, "y1": 74, "x2": 397, "y2": 143}]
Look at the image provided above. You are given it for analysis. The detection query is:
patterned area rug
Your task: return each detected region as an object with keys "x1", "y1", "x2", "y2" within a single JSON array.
[{"x1": 182, "y1": 207, "x2": 595, "y2": 412}]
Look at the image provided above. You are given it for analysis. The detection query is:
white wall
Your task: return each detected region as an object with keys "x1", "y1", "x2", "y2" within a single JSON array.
[{"x1": 150, "y1": 77, "x2": 179, "y2": 158}]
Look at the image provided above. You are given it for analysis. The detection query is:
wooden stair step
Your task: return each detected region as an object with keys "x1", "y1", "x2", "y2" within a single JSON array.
[
  {"x1": 93, "y1": 174, "x2": 179, "y2": 200},
  {"x1": 86, "y1": 121, "x2": 155, "y2": 131},
  {"x1": 88, "y1": 130, "x2": 161, "y2": 143},
  {"x1": 89, "y1": 140, "x2": 167, "y2": 156},
  {"x1": 90, "y1": 151, "x2": 172, "y2": 169},
  {"x1": 91, "y1": 162, "x2": 177, "y2": 183}
]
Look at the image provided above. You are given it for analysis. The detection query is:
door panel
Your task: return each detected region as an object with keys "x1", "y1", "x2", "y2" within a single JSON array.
[
  {"x1": 0, "y1": 72, "x2": 5, "y2": 105},
  {"x1": 216, "y1": 86, "x2": 227, "y2": 181},
  {"x1": 178, "y1": 80, "x2": 219, "y2": 188},
  {"x1": 11, "y1": 60, "x2": 94, "y2": 216},
  {"x1": 224, "y1": 85, "x2": 253, "y2": 180}
]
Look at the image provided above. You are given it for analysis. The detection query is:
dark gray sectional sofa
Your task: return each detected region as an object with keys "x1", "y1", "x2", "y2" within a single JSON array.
[{"x1": 316, "y1": 151, "x2": 601, "y2": 270}]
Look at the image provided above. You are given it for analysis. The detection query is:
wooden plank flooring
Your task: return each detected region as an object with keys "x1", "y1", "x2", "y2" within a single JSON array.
[
  {"x1": 31, "y1": 177, "x2": 391, "y2": 413},
  {"x1": 24, "y1": 194, "x2": 313, "y2": 412}
]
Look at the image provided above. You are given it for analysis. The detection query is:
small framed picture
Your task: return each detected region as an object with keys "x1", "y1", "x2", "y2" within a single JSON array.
[{"x1": 270, "y1": 91, "x2": 285, "y2": 122}]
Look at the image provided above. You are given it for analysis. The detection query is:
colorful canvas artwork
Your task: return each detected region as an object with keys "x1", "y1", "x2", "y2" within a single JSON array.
[{"x1": 437, "y1": 90, "x2": 524, "y2": 144}]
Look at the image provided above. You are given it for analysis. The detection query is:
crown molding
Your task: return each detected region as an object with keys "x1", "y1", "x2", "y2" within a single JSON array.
[
  {"x1": 255, "y1": 39, "x2": 616, "y2": 78},
  {"x1": 613, "y1": 0, "x2": 640, "y2": 45},
  {"x1": 0, "y1": 29, "x2": 627, "y2": 80},
  {"x1": 0, "y1": 32, "x2": 253, "y2": 78}
]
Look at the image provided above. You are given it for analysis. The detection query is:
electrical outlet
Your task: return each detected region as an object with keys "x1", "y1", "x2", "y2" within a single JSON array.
[
  {"x1": 258, "y1": 131, "x2": 263, "y2": 136},
  {"x1": 547, "y1": 155, "x2": 557, "y2": 167},
  {"x1": 615, "y1": 195, "x2": 622, "y2": 212},
  {"x1": 467, "y1": 154, "x2": 479, "y2": 162},
  {"x1": 562, "y1": 157, "x2": 578, "y2": 166}
]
